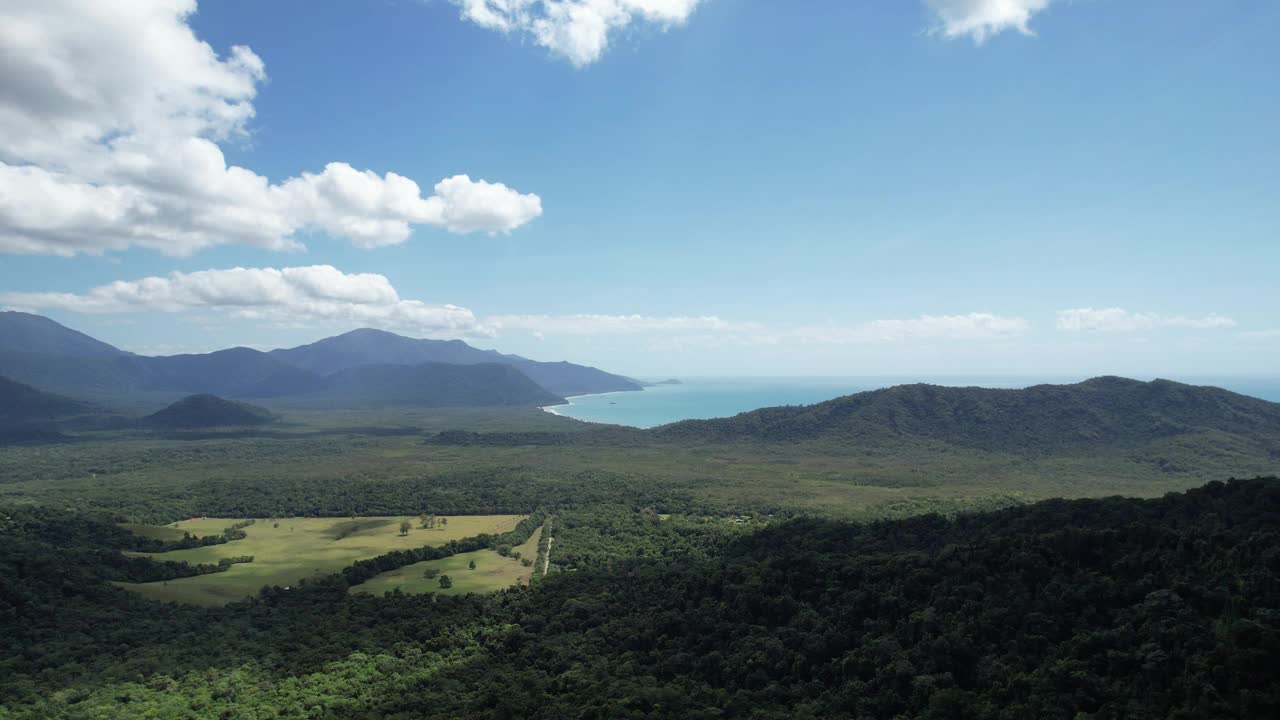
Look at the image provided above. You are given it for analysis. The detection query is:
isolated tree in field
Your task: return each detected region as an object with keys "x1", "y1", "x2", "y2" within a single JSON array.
[
  {"x1": 440, "y1": 517, "x2": 448, "y2": 529},
  {"x1": 422, "y1": 568, "x2": 440, "y2": 579},
  {"x1": 438, "y1": 575, "x2": 452, "y2": 589},
  {"x1": 468, "y1": 559, "x2": 476, "y2": 570},
  {"x1": 399, "y1": 521, "x2": 411, "y2": 536}
]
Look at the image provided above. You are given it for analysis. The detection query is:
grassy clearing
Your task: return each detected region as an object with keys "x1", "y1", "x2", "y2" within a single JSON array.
[
  {"x1": 118, "y1": 514, "x2": 524, "y2": 606},
  {"x1": 352, "y1": 525, "x2": 543, "y2": 596}
]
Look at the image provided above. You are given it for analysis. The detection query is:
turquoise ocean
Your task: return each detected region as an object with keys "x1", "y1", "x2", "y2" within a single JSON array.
[{"x1": 545, "y1": 375, "x2": 1280, "y2": 429}]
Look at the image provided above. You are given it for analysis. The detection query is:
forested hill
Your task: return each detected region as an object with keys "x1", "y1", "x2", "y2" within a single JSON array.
[
  {"x1": 652, "y1": 376, "x2": 1280, "y2": 451},
  {"x1": 141, "y1": 394, "x2": 276, "y2": 429}
]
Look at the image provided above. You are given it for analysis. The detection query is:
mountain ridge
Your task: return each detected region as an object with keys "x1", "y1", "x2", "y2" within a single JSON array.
[
  {"x1": 0, "y1": 313, "x2": 636, "y2": 403},
  {"x1": 650, "y1": 376, "x2": 1280, "y2": 453},
  {"x1": 268, "y1": 327, "x2": 642, "y2": 396},
  {"x1": 0, "y1": 311, "x2": 129, "y2": 358}
]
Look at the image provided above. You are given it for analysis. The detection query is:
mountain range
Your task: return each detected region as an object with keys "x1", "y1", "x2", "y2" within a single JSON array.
[
  {"x1": 0, "y1": 311, "x2": 639, "y2": 407},
  {"x1": 268, "y1": 328, "x2": 642, "y2": 396},
  {"x1": 5, "y1": 312, "x2": 1280, "y2": 469}
]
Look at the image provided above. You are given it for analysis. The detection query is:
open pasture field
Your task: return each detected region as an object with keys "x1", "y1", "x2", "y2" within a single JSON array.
[
  {"x1": 118, "y1": 514, "x2": 525, "y2": 606},
  {"x1": 352, "y1": 525, "x2": 543, "y2": 596}
]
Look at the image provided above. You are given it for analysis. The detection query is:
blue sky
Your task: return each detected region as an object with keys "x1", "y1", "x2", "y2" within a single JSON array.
[{"x1": 0, "y1": 0, "x2": 1277, "y2": 376}]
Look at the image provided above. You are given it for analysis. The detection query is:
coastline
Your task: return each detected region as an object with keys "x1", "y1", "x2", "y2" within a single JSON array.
[{"x1": 541, "y1": 388, "x2": 637, "y2": 418}]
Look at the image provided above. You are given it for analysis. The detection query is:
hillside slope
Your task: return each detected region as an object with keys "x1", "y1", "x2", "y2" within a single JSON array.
[
  {"x1": 302, "y1": 362, "x2": 566, "y2": 408},
  {"x1": 141, "y1": 394, "x2": 276, "y2": 428},
  {"x1": 133, "y1": 349, "x2": 325, "y2": 398},
  {"x1": 0, "y1": 311, "x2": 128, "y2": 358},
  {"x1": 653, "y1": 377, "x2": 1280, "y2": 452},
  {"x1": 508, "y1": 359, "x2": 643, "y2": 397},
  {"x1": 0, "y1": 376, "x2": 94, "y2": 423}
]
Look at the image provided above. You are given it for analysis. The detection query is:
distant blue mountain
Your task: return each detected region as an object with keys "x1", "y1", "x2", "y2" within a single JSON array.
[
  {"x1": 0, "y1": 311, "x2": 127, "y2": 358},
  {"x1": 269, "y1": 327, "x2": 642, "y2": 396},
  {"x1": 299, "y1": 362, "x2": 564, "y2": 408},
  {"x1": 0, "y1": 313, "x2": 625, "y2": 405}
]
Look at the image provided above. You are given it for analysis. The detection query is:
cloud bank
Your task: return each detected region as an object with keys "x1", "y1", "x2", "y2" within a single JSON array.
[
  {"x1": 453, "y1": 0, "x2": 702, "y2": 66},
  {"x1": 0, "y1": 266, "x2": 487, "y2": 337},
  {"x1": 926, "y1": 0, "x2": 1055, "y2": 42},
  {"x1": 1056, "y1": 308, "x2": 1237, "y2": 333},
  {"x1": 0, "y1": 0, "x2": 541, "y2": 256},
  {"x1": 3, "y1": 265, "x2": 1033, "y2": 348}
]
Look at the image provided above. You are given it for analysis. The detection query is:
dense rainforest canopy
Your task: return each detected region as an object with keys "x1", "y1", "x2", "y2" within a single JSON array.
[{"x1": 2, "y1": 478, "x2": 1277, "y2": 718}]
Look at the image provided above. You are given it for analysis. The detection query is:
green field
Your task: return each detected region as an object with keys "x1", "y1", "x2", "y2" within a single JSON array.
[
  {"x1": 118, "y1": 514, "x2": 525, "y2": 606},
  {"x1": 352, "y1": 525, "x2": 544, "y2": 596}
]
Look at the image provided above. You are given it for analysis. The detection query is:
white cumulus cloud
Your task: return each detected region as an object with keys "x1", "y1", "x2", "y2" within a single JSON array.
[
  {"x1": 2, "y1": 268, "x2": 1034, "y2": 350},
  {"x1": 0, "y1": 0, "x2": 541, "y2": 257},
  {"x1": 926, "y1": 0, "x2": 1055, "y2": 43},
  {"x1": 1056, "y1": 307, "x2": 1238, "y2": 333},
  {"x1": 0, "y1": 266, "x2": 488, "y2": 337},
  {"x1": 453, "y1": 0, "x2": 702, "y2": 66}
]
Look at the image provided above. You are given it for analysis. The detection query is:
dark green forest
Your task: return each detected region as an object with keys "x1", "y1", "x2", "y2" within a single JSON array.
[{"x1": 3, "y1": 478, "x2": 1278, "y2": 718}]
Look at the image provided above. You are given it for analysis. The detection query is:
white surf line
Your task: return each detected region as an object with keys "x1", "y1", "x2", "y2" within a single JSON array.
[{"x1": 540, "y1": 388, "x2": 644, "y2": 416}]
